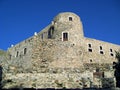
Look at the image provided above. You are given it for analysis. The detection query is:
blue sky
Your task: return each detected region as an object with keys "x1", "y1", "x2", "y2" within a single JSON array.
[{"x1": 0, "y1": 0, "x2": 120, "y2": 50}]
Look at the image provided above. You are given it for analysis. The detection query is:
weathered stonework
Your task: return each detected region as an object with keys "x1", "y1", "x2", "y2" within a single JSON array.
[{"x1": 0, "y1": 12, "x2": 120, "y2": 89}]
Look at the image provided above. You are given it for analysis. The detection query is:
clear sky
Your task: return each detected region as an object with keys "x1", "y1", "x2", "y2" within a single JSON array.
[{"x1": 0, "y1": 0, "x2": 120, "y2": 50}]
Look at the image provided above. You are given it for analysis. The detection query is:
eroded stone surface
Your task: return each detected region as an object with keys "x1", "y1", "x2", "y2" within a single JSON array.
[{"x1": 0, "y1": 12, "x2": 120, "y2": 89}]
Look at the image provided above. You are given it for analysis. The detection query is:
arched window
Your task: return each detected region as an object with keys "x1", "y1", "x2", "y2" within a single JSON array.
[
  {"x1": 24, "y1": 48, "x2": 27, "y2": 55},
  {"x1": 48, "y1": 26, "x2": 54, "y2": 39}
]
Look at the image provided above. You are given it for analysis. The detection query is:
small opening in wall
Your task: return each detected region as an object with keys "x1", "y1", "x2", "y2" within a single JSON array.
[
  {"x1": 100, "y1": 51, "x2": 104, "y2": 54},
  {"x1": 110, "y1": 49, "x2": 113, "y2": 52},
  {"x1": 90, "y1": 59, "x2": 92, "y2": 62},
  {"x1": 48, "y1": 30, "x2": 52, "y2": 39},
  {"x1": 16, "y1": 51, "x2": 19, "y2": 57},
  {"x1": 69, "y1": 17, "x2": 72, "y2": 21},
  {"x1": 24, "y1": 48, "x2": 27, "y2": 55},
  {"x1": 110, "y1": 53, "x2": 114, "y2": 56},
  {"x1": 9, "y1": 55, "x2": 12, "y2": 60},
  {"x1": 51, "y1": 28, "x2": 54, "y2": 35},
  {"x1": 63, "y1": 32, "x2": 68, "y2": 41},
  {"x1": 48, "y1": 26, "x2": 54, "y2": 39},
  {"x1": 88, "y1": 49, "x2": 92, "y2": 52},
  {"x1": 100, "y1": 46, "x2": 102, "y2": 50},
  {"x1": 41, "y1": 34, "x2": 43, "y2": 39},
  {"x1": 88, "y1": 44, "x2": 91, "y2": 48}
]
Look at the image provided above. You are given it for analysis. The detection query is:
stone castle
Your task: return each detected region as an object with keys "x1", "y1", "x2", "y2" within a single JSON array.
[{"x1": 0, "y1": 12, "x2": 120, "y2": 89}]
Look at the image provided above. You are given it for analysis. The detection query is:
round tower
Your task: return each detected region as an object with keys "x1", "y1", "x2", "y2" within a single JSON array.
[{"x1": 52, "y1": 12, "x2": 84, "y2": 44}]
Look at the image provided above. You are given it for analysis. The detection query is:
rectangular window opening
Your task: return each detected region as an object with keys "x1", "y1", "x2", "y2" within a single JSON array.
[
  {"x1": 69, "y1": 17, "x2": 72, "y2": 21},
  {"x1": 63, "y1": 32, "x2": 68, "y2": 41},
  {"x1": 100, "y1": 51, "x2": 104, "y2": 54}
]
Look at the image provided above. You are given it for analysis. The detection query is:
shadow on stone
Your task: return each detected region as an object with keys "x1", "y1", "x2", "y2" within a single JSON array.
[{"x1": 0, "y1": 66, "x2": 2, "y2": 89}]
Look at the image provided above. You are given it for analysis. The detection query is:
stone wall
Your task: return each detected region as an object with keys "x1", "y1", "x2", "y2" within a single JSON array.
[
  {"x1": 3, "y1": 69, "x2": 115, "y2": 89},
  {"x1": 1, "y1": 12, "x2": 120, "y2": 89},
  {"x1": 82, "y1": 37, "x2": 119, "y2": 63},
  {"x1": 3, "y1": 73, "x2": 90, "y2": 89},
  {"x1": 31, "y1": 35, "x2": 85, "y2": 73},
  {"x1": 6, "y1": 37, "x2": 34, "y2": 73}
]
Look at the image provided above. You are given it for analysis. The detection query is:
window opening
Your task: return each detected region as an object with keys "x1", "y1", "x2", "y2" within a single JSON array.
[
  {"x1": 100, "y1": 51, "x2": 104, "y2": 54},
  {"x1": 41, "y1": 34, "x2": 43, "y2": 39},
  {"x1": 48, "y1": 26, "x2": 54, "y2": 39},
  {"x1": 110, "y1": 53, "x2": 114, "y2": 56},
  {"x1": 88, "y1": 44, "x2": 92, "y2": 52},
  {"x1": 90, "y1": 59, "x2": 92, "y2": 62},
  {"x1": 63, "y1": 32, "x2": 68, "y2": 41},
  {"x1": 110, "y1": 49, "x2": 114, "y2": 56},
  {"x1": 69, "y1": 17, "x2": 72, "y2": 21},
  {"x1": 24, "y1": 48, "x2": 27, "y2": 55},
  {"x1": 16, "y1": 51, "x2": 19, "y2": 57},
  {"x1": 88, "y1": 44, "x2": 91, "y2": 48},
  {"x1": 110, "y1": 49, "x2": 113, "y2": 52},
  {"x1": 100, "y1": 46, "x2": 102, "y2": 50},
  {"x1": 51, "y1": 26, "x2": 54, "y2": 34},
  {"x1": 88, "y1": 48, "x2": 92, "y2": 52},
  {"x1": 48, "y1": 30, "x2": 52, "y2": 38}
]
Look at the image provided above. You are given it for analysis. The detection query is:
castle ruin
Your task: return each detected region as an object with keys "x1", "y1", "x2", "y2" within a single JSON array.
[{"x1": 0, "y1": 12, "x2": 120, "y2": 89}]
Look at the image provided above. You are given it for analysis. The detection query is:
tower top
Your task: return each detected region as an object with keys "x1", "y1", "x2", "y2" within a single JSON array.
[{"x1": 53, "y1": 12, "x2": 81, "y2": 24}]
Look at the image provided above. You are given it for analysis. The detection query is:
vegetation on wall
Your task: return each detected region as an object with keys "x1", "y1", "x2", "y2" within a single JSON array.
[{"x1": 113, "y1": 50, "x2": 120, "y2": 88}]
